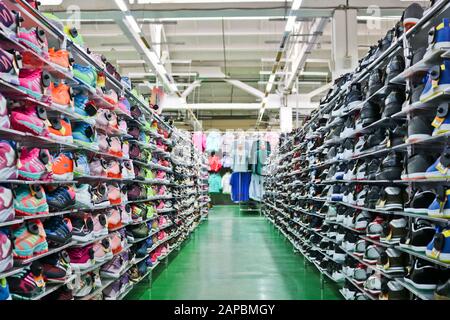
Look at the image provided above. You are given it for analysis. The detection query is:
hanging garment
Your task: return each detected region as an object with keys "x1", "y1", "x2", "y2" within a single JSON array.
[
  {"x1": 230, "y1": 172, "x2": 251, "y2": 202},
  {"x1": 221, "y1": 153, "x2": 233, "y2": 169},
  {"x1": 208, "y1": 173, "x2": 222, "y2": 193},
  {"x1": 222, "y1": 132, "x2": 235, "y2": 154},
  {"x1": 231, "y1": 135, "x2": 250, "y2": 172},
  {"x1": 208, "y1": 155, "x2": 222, "y2": 172},
  {"x1": 249, "y1": 174, "x2": 264, "y2": 201},
  {"x1": 250, "y1": 140, "x2": 271, "y2": 175},
  {"x1": 265, "y1": 131, "x2": 280, "y2": 153},
  {"x1": 206, "y1": 131, "x2": 222, "y2": 153},
  {"x1": 193, "y1": 131, "x2": 206, "y2": 152},
  {"x1": 221, "y1": 172, "x2": 232, "y2": 194}
]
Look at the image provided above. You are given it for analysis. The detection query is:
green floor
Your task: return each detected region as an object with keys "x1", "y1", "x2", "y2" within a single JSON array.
[{"x1": 127, "y1": 206, "x2": 341, "y2": 300}]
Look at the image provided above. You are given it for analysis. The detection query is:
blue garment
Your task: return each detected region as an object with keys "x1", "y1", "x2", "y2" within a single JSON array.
[{"x1": 230, "y1": 172, "x2": 251, "y2": 202}]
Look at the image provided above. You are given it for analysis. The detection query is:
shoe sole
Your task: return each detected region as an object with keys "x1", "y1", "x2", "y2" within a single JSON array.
[
  {"x1": 53, "y1": 172, "x2": 74, "y2": 181},
  {"x1": 404, "y1": 277, "x2": 437, "y2": 290},
  {"x1": 421, "y1": 84, "x2": 450, "y2": 103}
]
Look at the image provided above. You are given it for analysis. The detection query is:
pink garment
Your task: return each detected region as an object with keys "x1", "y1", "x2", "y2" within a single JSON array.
[
  {"x1": 265, "y1": 131, "x2": 280, "y2": 152},
  {"x1": 192, "y1": 131, "x2": 206, "y2": 152}
]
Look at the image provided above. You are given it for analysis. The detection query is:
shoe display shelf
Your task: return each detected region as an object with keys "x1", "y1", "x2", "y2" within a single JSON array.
[{"x1": 263, "y1": 1, "x2": 450, "y2": 301}]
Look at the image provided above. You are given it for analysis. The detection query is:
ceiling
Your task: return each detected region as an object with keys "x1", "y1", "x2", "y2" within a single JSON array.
[{"x1": 41, "y1": 0, "x2": 422, "y2": 130}]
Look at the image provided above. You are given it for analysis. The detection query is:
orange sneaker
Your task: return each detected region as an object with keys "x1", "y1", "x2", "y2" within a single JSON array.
[
  {"x1": 52, "y1": 152, "x2": 74, "y2": 181},
  {"x1": 48, "y1": 117, "x2": 73, "y2": 143},
  {"x1": 48, "y1": 48, "x2": 72, "y2": 69},
  {"x1": 49, "y1": 82, "x2": 73, "y2": 110}
]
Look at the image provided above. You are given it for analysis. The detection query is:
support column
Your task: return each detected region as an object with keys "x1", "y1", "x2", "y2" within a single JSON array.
[{"x1": 331, "y1": 9, "x2": 358, "y2": 79}]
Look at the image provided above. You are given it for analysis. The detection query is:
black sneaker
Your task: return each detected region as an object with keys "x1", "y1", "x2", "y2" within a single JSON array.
[
  {"x1": 400, "y1": 218, "x2": 435, "y2": 252},
  {"x1": 365, "y1": 186, "x2": 381, "y2": 209},
  {"x1": 402, "y1": 3, "x2": 424, "y2": 30},
  {"x1": 366, "y1": 159, "x2": 381, "y2": 180},
  {"x1": 401, "y1": 153, "x2": 436, "y2": 180},
  {"x1": 385, "y1": 55, "x2": 405, "y2": 84},
  {"x1": 360, "y1": 101, "x2": 381, "y2": 127},
  {"x1": 381, "y1": 217, "x2": 408, "y2": 244},
  {"x1": 344, "y1": 83, "x2": 363, "y2": 112},
  {"x1": 362, "y1": 129, "x2": 387, "y2": 151},
  {"x1": 404, "y1": 259, "x2": 448, "y2": 290},
  {"x1": 368, "y1": 69, "x2": 384, "y2": 96},
  {"x1": 376, "y1": 151, "x2": 403, "y2": 180},
  {"x1": 382, "y1": 89, "x2": 405, "y2": 118},
  {"x1": 435, "y1": 278, "x2": 450, "y2": 300},
  {"x1": 380, "y1": 280, "x2": 410, "y2": 300},
  {"x1": 390, "y1": 123, "x2": 407, "y2": 146},
  {"x1": 406, "y1": 81, "x2": 426, "y2": 106},
  {"x1": 405, "y1": 190, "x2": 435, "y2": 214},
  {"x1": 407, "y1": 114, "x2": 434, "y2": 143},
  {"x1": 377, "y1": 248, "x2": 407, "y2": 274}
]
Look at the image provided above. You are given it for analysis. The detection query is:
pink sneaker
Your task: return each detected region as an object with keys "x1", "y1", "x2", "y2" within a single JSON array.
[
  {"x1": 17, "y1": 147, "x2": 51, "y2": 181},
  {"x1": 18, "y1": 69, "x2": 50, "y2": 99},
  {"x1": 118, "y1": 120, "x2": 127, "y2": 134},
  {"x1": 108, "y1": 184, "x2": 122, "y2": 205},
  {"x1": 155, "y1": 246, "x2": 162, "y2": 257},
  {"x1": 157, "y1": 231, "x2": 166, "y2": 241},
  {"x1": 150, "y1": 252, "x2": 157, "y2": 263},
  {"x1": 0, "y1": 141, "x2": 17, "y2": 180},
  {"x1": 106, "y1": 207, "x2": 122, "y2": 230},
  {"x1": 10, "y1": 105, "x2": 48, "y2": 136},
  {"x1": 158, "y1": 216, "x2": 167, "y2": 226},
  {"x1": 98, "y1": 134, "x2": 110, "y2": 153},
  {"x1": 17, "y1": 27, "x2": 49, "y2": 58},
  {"x1": 120, "y1": 205, "x2": 132, "y2": 224},
  {"x1": 158, "y1": 186, "x2": 166, "y2": 196},
  {"x1": 89, "y1": 158, "x2": 107, "y2": 177},
  {"x1": 108, "y1": 137, "x2": 122, "y2": 158},
  {"x1": 92, "y1": 213, "x2": 108, "y2": 236},
  {"x1": 156, "y1": 171, "x2": 166, "y2": 180},
  {"x1": 118, "y1": 97, "x2": 131, "y2": 116},
  {"x1": 108, "y1": 112, "x2": 118, "y2": 131},
  {"x1": 156, "y1": 201, "x2": 165, "y2": 210},
  {"x1": 0, "y1": 186, "x2": 14, "y2": 223},
  {"x1": 160, "y1": 245, "x2": 168, "y2": 256},
  {"x1": 95, "y1": 109, "x2": 112, "y2": 129},
  {"x1": 103, "y1": 89, "x2": 118, "y2": 106},
  {"x1": 106, "y1": 160, "x2": 121, "y2": 179}
]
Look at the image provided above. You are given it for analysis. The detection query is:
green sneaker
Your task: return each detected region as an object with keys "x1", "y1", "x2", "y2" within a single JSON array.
[{"x1": 73, "y1": 64, "x2": 97, "y2": 88}]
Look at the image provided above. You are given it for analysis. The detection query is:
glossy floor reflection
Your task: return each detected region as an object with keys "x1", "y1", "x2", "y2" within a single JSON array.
[{"x1": 126, "y1": 205, "x2": 341, "y2": 300}]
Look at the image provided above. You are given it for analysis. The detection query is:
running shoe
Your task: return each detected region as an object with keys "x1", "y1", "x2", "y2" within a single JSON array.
[
  {"x1": 103, "y1": 89, "x2": 118, "y2": 106},
  {"x1": 0, "y1": 48, "x2": 21, "y2": 86},
  {"x1": 13, "y1": 185, "x2": 49, "y2": 217},
  {"x1": 73, "y1": 153, "x2": 90, "y2": 177},
  {"x1": 70, "y1": 216, "x2": 94, "y2": 243},
  {"x1": 108, "y1": 137, "x2": 122, "y2": 157},
  {"x1": 17, "y1": 27, "x2": 49, "y2": 58},
  {"x1": 93, "y1": 238, "x2": 111, "y2": 263},
  {"x1": 0, "y1": 186, "x2": 14, "y2": 223},
  {"x1": 89, "y1": 158, "x2": 107, "y2": 177},
  {"x1": 17, "y1": 147, "x2": 51, "y2": 181},
  {"x1": 48, "y1": 117, "x2": 73, "y2": 143},
  {"x1": 68, "y1": 245, "x2": 94, "y2": 272},
  {"x1": 0, "y1": 229, "x2": 12, "y2": 273},
  {"x1": 73, "y1": 64, "x2": 97, "y2": 88},
  {"x1": 92, "y1": 213, "x2": 108, "y2": 237},
  {"x1": 8, "y1": 262, "x2": 45, "y2": 298},
  {"x1": 0, "y1": 93, "x2": 9, "y2": 129},
  {"x1": 92, "y1": 183, "x2": 110, "y2": 208},
  {"x1": 72, "y1": 122, "x2": 98, "y2": 150},
  {"x1": 103, "y1": 280, "x2": 120, "y2": 299},
  {"x1": 73, "y1": 273, "x2": 93, "y2": 298},
  {"x1": 110, "y1": 232, "x2": 122, "y2": 255},
  {"x1": 48, "y1": 48, "x2": 72, "y2": 69},
  {"x1": 74, "y1": 94, "x2": 97, "y2": 121},
  {"x1": 46, "y1": 186, "x2": 76, "y2": 211},
  {"x1": 11, "y1": 105, "x2": 48, "y2": 137},
  {"x1": 118, "y1": 97, "x2": 131, "y2": 116},
  {"x1": 41, "y1": 250, "x2": 72, "y2": 283},
  {"x1": 11, "y1": 220, "x2": 48, "y2": 259},
  {"x1": 108, "y1": 184, "x2": 122, "y2": 205},
  {"x1": 106, "y1": 207, "x2": 122, "y2": 230},
  {"x1": 95, "y1": 109, "x2": 112, "y2": 129},
  {"x1": 74, "y1": 184, "x2": 93, "y2": 209},
  {"x1": 49, "y1": 82, "x2": 73, "y2": 110},
  {"x1": 0, "y1": 140, "x2": 17, "y2": 180},
  {"x1": 101, "y1": 255, "x2": 124, "y2": 279},
  {"x1": 51, "y1": 152, "x2": 74, "y2": 181},
  {"x1": 43, "y1": 216, "x2": 72, "y2": 246},
  {"x1": 107, "y1": 160, "x2": 121, "y2": 179},
  {"x1": 64, "y1": 26, "x2": 84, "y2": 46},
  {"x1": 18, "y1": 69, "x2": 50, "y2": 99},
  {"x1": 0, "y1": 278, "x2": 11, "y2": 300},
  {"x1": 0, "y1": 0, "x2": 19, "y2": 33}
]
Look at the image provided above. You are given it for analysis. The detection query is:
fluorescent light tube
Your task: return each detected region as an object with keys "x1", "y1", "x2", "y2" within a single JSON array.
[
  {"x1": 125, "y1": 15, "x2": 141, "y2": 33},
  {"x1": 115, "y1": 0, "x2": 129, "y2": 12}
]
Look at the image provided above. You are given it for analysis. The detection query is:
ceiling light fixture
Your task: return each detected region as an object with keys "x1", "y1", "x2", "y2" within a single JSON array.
[
  {"x1": 114, "y1": 0, "x2": 129, "y2": 12},
  {"x1": 125, "y1": 15, "x2": 141, "y2": 34}
]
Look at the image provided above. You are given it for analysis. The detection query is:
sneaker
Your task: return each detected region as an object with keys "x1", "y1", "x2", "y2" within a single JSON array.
[
  {"x1": 379, "y1": 280, "x2": 409, "y2": 300},
  {"x1": 375, "y1": 187, "x2": 405, "y2": 210},
  {"x1": 48, "y1": 48, "x2": 72, "y2": 69},
  {"x1": 377, "y1": 248, "x2": 407, "y2": 274},
  {"x1": 0, "y1": 141, "x2": 17, "y2": 180},
  {"x1": 100, "y1": 255, "x2": 123, "y2": 279},
  {"x1": 13, "y1": 185, "x2": 49, "y2": 217},
  {"x1": 402, "y1": 153, "x2": 435, "y2": 180},
  {"x1": 93, "y1": 238, "x2": 111, "y2": 263},
  {"x1": 46, "y1": 186, "x2": 76, "y2": 211},
  {"x1": 432, "y1": 102, "x2": 450, "y2": 136},
  {"x1": 0, "y1": 278, "x2": 11, "y2": 300},
  {"x1": 406, "y1": 114, "x2": 433, "y2": 143},
  {"x1": 382, "y1": 89, "x2": 404, "y2": 117},
  {"x1": 426, "y1": 227, "x2": 450, "y2": 263},
  {"x1": 89, "y1": 158, "x2": 107, "y2": 177},
  {"x1": 11, "y1": 105, "x2": 48, "y2": 137},
  {"x1": 107, "y1": 160, "x2": 121, "y2": 179},
  {"x1": 73, "y1": 274, "x2": 93, "y2": 297},
  {"x1": 0, "y1": 1, "x2": 19, "y2": 33},
  {"x1": 72, "y1": 122, "x2": 97, "y2": 150},
  {"x1": 122, "y1": 160, "x2": 135, "y2": 180},
  {"x1": 41, "y1": 250, "x2": 71, "y2": 283},
  {"x1": 8, "y1": 262, "x2": 45, "y2": 298},
  {"x1": 103, "y1": 280, "x2": 120, "y2": 299},
  {"x1": 95, "y1": 109, "x2": 112, "y2": 129},
  {"x1": 47, "y1": 117, "x2": 73, "y2": 143},
  {"x1": 435, "y1": 278, "x2": 450, "y2": 300},
  {"x1": 400, "y1": 219, "x2": 435, "y2": 252},
  {"x1": 405, "y1": 189, "x2": 435, "y2": 214},
  {"x1": 49, "y1": 82, "x2": 73, "y2": 110},
  {"x1": 118, "y1": 97, "x2": 131, "y2": 116},
  {"x1": 18, "y1": 69, "x2": 50, "y2": 99},
  {"x1": 73, "y1": 153, "x2": 90, "y2": 177},
  {"x1": 92, "y1": 183, "x2": 110, "y2": 208},
  {"x1": 110, "y1": 232, "x2": 122, "y2": 255},
  {"x1": 375, "y1": 151, "x2": 403, "y2": 180},
  {"x1": 17, "y1": 147, "x2": 51, "y2": 181},
  {"x1": 366, "y1": 216, "x2": 385, "y2": 239},
  {"x1": 402, "y1": 3, "x2": 423, "y2": 31},
  {"x1": 43, "y1": 216, "x2": 72, "y2": 246},
  {"x1": 0, "y1": 229, "x2": 12, "y2": 273},
  {"x1": 367, "y1": 69, "x2": 384, "y2": 97},
  {"x1": 106, "y1": 207, "x2": 122, "y2": 230},
  {"x1": 11, "y1": 220, "x2": 48, "y2": 259},
  {"x1": 363, "y1": 245, "x2": 384, "y2": 265},
  {"x1": 108, "y1": 184, "x2": 122, "y2": 205},
  {"x1": 427, "y1": 18, "x2": 450, "y2": 52},
  {"x1": 127, "y1": 223, "x2": 149, "y2": 239},
  {"x1": 108, "y1": 137, "x2": 122, "y2": 157},
  {"x1": 404, "y1": 259, "x2": 445, "y2": 290},
  {"x1": 421, "y1": 59, "x2": 450, "y2": 102},
  {"x1": 71, "y1": 216, "x2": 94, "y2": 242},
  {"x1": 92, "y1": 213, "x2": 108, "y2": 237},
  {"x1": 74, "y1": 95, "x2": 97, "y2": 121},
  {"x1": 50, "y1": 152, "x2": 74, "y2": 181},
  {"x1": 67, "y1": 245, "x2": 94, "y2": 271},
  {"x1": 385, "y1": 55, "x2": 405, "y2": 85},
  {"x1": 425, "y1": 148, "x2": 450, "y2": 179},
  {"x1": 73, "y1": 64, "x2": 97, "y2": 88},
  {"x1": 74, "y1": 184, "x2": 93, "y2": 209},
  {"x1": 364, "y1": 274, "x2": 382, "y2": 295},
  {"x1": 0, "y1": 186, "x2": 14, "y2": 223}
]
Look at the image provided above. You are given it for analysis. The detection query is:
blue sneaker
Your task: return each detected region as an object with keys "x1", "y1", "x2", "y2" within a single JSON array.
[
  {"x1": 46, "y1": 186, "x2": 76, "y2": 212},
  {"x1": 44, "y1": 216, "x2": 72, "y2": 245},
  {"x1": 73, "y1": 153, "x2": 90, "y2": 177},
  {"x1": 425, "y1": 148, "x2": 450, "y2": 179},
  {"x1": 74, "y1": 94, "x2": 97, "y2": 122},
  {"x1": 427, "y1": 18, "x2": 450, "y2": 52},
  {"x1": 432, "y1": 102, "x2": 450, "y2": 136},
  {"x1": 72, "y1": 122, "x2": 98, "y2": 150},
  {"x1": 145, "y1": 236, "x2": 153, "y2": 249},
  {"x1": 420, "y1": 59, "x2": 450, "y2": 102},
  {"x1": 427, "y1": 189, "x2": 450, "y2": 218},
  {"x1": 0, "y1": 278, "x2": 11, "y2": 300},
  {"x1": 426, "y1": 227, "x2": 450, "y2": 263}
]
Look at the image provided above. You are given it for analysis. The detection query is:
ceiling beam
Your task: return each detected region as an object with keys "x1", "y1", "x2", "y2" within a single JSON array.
[{"x1": 224, "y1": 79, "x2": 264, "y2": 99}]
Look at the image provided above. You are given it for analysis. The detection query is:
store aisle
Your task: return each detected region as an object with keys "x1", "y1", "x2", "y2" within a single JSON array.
[{"x1": 127, "y1": 206, "x2": 341, "y2": 300}]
